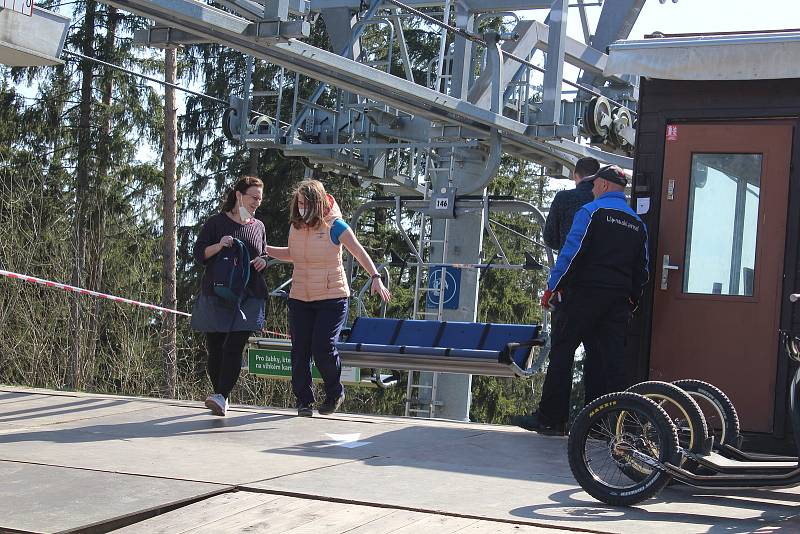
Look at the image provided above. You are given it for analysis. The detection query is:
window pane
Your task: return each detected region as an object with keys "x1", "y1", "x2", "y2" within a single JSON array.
[{"x1": 683, "y1": 153, "x2": 762, "y2": 296}]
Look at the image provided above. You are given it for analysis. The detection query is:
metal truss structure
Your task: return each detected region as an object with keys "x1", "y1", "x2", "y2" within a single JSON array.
[
  {"x1": 91, "y1": 0, "x2": 659, "y2": 419},
  {"x1": 112, "y1": 0, "x2": 644, "y2": 191}
]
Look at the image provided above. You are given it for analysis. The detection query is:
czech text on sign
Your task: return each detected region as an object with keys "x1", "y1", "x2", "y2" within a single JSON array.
[
  {"x1": 248, "y1": 348, "x2": 360, "y2": 383},
  {"x1": 2, "y1": 0, "x2": 34, "y2": 16},
  {"x1": 426, "y1": 266, "x2": 460, "y2": 309}
]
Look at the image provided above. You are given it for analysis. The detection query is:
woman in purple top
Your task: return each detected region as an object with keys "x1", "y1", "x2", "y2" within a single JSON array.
[{"x1": 191, "y1": 175, "x2": 268, "y2": 416}]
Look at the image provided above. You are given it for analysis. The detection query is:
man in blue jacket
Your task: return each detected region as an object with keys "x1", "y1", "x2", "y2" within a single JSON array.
[{"x1": 515, "y1": 165, "x2": 649, "y2": 435}]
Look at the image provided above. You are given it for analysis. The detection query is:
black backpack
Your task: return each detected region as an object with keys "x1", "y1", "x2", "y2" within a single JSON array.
[{"x1": 210, "y1": 238, "x2": 251, "y2": 304}]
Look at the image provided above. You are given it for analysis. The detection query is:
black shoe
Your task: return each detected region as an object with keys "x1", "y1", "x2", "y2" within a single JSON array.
[
  {"x1": 297, "y1": 403, "x2": 313, "y2": 417},
  {"x1": 511, "y1": 412, "x2": 566, "y2": 436},
  {"x1": 318, "y1": 393, "x2": 345, "y2": 415}
]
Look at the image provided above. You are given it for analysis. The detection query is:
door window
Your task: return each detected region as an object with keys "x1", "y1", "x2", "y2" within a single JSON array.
[{"x1": 683, "y1": 153, "x2": 762, "y2": 296}]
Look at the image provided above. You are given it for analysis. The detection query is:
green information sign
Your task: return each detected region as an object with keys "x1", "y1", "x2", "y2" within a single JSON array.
[{"x1": 247, "y1": 348, "x2": 360, "y2": 384}]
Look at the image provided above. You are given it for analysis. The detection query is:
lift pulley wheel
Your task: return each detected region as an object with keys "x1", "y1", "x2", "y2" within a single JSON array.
[
  {"x1": 610, "y1": 106, "x2": 633, "y2": 148},
  {"x1": 582, "y1": 96, "x2": 613, "y2": 138},
  {"x1": 222, "y1": 107, "x2": 240, "y2": 143}
]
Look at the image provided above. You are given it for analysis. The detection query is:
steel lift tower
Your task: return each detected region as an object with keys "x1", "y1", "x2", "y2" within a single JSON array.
[{"x1": 96, "y1": 0, "x2": 651, "y2": 420}]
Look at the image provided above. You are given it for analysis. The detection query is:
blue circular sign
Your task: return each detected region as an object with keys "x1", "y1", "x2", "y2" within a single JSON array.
[{"x1": 426, "y1": 267, "x2": 459, "y2": 309}]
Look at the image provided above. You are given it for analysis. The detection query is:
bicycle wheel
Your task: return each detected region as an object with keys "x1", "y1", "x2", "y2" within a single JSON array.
[
  {"x1": 568, "y1": 392, "x2": 680, "y2": 506},
  {"x1": 672, "y1": 379, "x2": 741, "y2": 449},
  {"x1": 628, "y1": 381, "x2": 709, "y2": 454}
]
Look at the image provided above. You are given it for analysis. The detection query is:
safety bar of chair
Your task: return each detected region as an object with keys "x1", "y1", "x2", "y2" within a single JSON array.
[
  {"x1": 248, "y1": 337, "x2": 402, "y2": 388},
  {"x1": 251, "y1": 337, "x2": 292, "y2": 351},
  {"x1": 500, "y1": 335, "x2": 548, "y2": 378},
  {"x1": 334, "y1": 351, "x2": 525, "y2": 377},
  {"x1": 347, "y1": 262, "x2": 391, "y2": 325},
  {"x1": 371, "y1": 371, "x2": 402, "y2": 389},
  {"x1": 500, "y1": 338, "x2": 546, "y2": 361}
]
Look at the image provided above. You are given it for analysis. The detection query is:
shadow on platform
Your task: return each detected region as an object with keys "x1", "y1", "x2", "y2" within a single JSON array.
[{"x1": 3, "y1": 387, "x2": 800, "y2": 534}]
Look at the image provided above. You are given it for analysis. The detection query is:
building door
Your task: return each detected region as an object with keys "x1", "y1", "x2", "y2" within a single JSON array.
[{"x1": 649, "y1": 122, "x2": 793, "y2": 432}]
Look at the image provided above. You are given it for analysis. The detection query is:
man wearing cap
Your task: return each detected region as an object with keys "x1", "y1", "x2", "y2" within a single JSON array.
[
  {"x1": 541, "y1": 157, "x2": 603, "y2": 416},
  {"x1": 514, "y1": 165, "x2": 649, "y2": 435}
]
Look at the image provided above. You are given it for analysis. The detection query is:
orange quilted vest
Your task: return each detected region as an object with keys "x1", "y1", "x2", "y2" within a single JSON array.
[{"x1": 288, "y1": 194, "x2": 350, "y2": 302}]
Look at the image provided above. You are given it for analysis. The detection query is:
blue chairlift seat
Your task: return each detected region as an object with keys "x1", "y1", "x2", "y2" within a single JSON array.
[{"x1": 336, "y1": 317, "x2": 545, "y2": 378}]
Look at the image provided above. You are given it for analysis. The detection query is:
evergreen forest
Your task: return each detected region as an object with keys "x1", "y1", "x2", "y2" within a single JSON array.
[{"x1": 0, "y1": 1, "x2": 574, "y2": 424}]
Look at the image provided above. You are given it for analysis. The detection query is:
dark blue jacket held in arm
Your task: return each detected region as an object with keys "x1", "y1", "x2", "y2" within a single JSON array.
[
  {"x1": 546, "y1": 191, "x2": 649, "y2": 306},
  {"x1": 543, "y1": 179, "x2": 595, "y2": 251}
]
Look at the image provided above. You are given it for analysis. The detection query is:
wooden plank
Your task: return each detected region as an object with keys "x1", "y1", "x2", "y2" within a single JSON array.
[
  {"x1": 278, "y1": 499, "x2": 396, "y2": 534},
  {"x1": 454, "y1": 520, "x2": 555, "y2": 533},
  {"x1": 340, "y1": 508, "x2": 434, "y2": 533},
  {"x1": 116, "y1": 491, "x2": 280, "y2": 534},
  {"x1": 187, "y1": 494, "x2": 324, "y2": 533},
  {"x1": 123, "y1": 491, "x2": 553, "y2": 534},
  {"x1": 125, "y1": 491, "x2": 548, "y2": 534},
  {"x1": 387, "y1": 513, "x2": 479, "y2": 533}
]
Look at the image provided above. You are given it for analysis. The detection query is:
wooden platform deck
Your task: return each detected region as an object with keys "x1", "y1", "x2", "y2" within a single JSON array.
[
  {"x1": 116, "y1": 491, "x2": 560, "y2": 533},
  {"x1": 2, "y1": 386, "x2": 800, "y2": 533}
]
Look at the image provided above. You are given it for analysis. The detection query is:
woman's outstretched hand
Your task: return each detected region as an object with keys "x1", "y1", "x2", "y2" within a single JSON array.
[
  {"x1": 250, "y1": 256, "x2": 267, "y2": 272},
  {"x1": 371, "y1": 276, "x2": 392, "y2": 302}
]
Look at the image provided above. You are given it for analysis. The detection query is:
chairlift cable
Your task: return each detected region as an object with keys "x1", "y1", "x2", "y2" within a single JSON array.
[
  {"x1": 62, "y1": 50, "x2": 287, "y2": 125},
  {"x1": 63, "y1": 50, "x2": 228, "y2": 105}
]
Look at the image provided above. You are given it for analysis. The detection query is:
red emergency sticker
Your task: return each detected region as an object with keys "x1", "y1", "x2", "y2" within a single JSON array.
[{"x1": 666, "y1": 124, "x2": 678, "y2": 141}]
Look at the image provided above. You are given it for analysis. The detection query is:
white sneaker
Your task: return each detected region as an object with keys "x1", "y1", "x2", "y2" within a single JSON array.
[{"x1": 204, "y1": 393, "x2": 228, "y2": 416}]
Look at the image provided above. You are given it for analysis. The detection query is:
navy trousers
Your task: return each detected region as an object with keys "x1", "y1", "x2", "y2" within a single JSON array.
[
  {"x1": 538, "y1": 287, "x2": 632, "y2": 425},
  {"x1": 288, "y1": 297, "x2": 348, "y2": 406}
]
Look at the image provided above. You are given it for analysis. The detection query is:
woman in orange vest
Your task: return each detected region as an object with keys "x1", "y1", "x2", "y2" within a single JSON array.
[{"x1": 266, "y1": 179, "x2": 391, "y2": 416}]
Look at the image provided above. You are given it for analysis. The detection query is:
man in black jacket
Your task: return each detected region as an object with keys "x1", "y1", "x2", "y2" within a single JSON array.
[{"x1": 543, "y1": 157, "x2": 600, "y2": 251}]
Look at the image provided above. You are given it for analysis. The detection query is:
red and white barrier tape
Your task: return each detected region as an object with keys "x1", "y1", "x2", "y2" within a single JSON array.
[
  {"x1": 0, "y1": 268, "x2": 192, "y2": 317},
  {"x1": 0, "y1": 268, "x2": 292, "y2": 338}
]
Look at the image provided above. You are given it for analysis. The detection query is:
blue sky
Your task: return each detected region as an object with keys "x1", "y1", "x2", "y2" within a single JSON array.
[{"x1": 549, "y1": 0, "x2": 800, "y2": 40}]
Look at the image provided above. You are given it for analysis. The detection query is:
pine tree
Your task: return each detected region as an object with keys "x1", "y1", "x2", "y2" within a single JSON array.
[
  {"x1": 1, "y1": 1, "x2": 166, "y2": 394},
  {"x1": 162, "y1": 46, "x2": 179, "y2": 397}
]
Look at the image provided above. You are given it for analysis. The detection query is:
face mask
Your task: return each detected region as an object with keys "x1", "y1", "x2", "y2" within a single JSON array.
[
  {"x1": 298, "y1": 206, "x2": 307, "y2": 217},
  {"x1": 238, "y1": 205, "x2": 252, "y2": 222}
]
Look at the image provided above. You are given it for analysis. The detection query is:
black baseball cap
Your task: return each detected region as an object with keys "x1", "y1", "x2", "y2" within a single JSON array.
[{"x1": 587, "y1": 165, "x2": 628, "y2": 187}]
